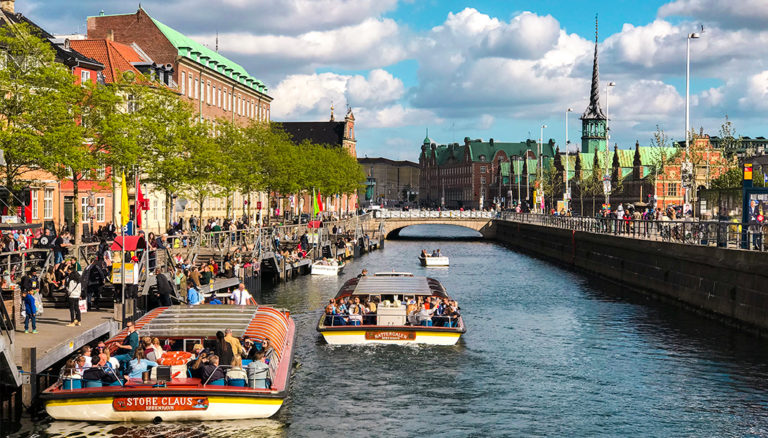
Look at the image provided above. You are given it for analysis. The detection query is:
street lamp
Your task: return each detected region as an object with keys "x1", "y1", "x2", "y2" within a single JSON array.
[
  {"x1": 564, "y1": 108, "x2": 573, "y2": 212},
  {"x1": 605, "y1": 81, "x2": 616, "y2": 208},
  {"x1": 539, "y1": 124, "x2": 547, "y2": 213},
  {"x1": 685, "y1": 31, "x2": 701, "y2": 211}
]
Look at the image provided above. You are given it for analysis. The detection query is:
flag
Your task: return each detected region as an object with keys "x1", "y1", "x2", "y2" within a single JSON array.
[
  {"x1": 312, "y1": 189, "x2": 319, "y2": 216},
  {"x1": 136, "y1": 173, "x2": 145, "y2": 230},
  {"x1": 317, "y1": 191, "x2": 324, "y2": 212},
  {"x1": 120, "y1": 172, "x2": 129, "y2": 227}
]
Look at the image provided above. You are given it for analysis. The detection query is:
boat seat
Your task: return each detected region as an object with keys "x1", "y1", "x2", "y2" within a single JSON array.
[
  {"x1": 207, "y1": 379, "x2": 226, "y2": 386},
  {"x1": 228, "y1": 378, "x2": 246, "y2": 387},
  {"x1": 62, "y1": 379, "x2": 82, "y2": 390},
  {"x1": 83, "y1": 379, "x2": 103, "y2": 388}
]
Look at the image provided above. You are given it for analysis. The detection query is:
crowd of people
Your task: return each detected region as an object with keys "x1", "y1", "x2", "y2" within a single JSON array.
[
  {"x1": 58, "y1": 321, "x2": 277, "y2": 389},
  {"x1": 324, "y1": 291, "x2": 461, "y2": 328}
]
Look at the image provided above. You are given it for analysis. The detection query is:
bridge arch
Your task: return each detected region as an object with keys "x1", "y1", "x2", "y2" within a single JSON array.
[{"x1": 376, "y1": 212, "x2": 497, "y2": 239}]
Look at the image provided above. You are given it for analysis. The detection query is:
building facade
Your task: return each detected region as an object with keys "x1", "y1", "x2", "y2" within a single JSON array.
[{"x1": 358, "y1": 157, "x2": 419, "y2": 207}]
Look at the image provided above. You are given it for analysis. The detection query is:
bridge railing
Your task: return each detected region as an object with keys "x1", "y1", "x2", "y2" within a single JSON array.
[
  {"x1": 379, "y1": 210, "x2": 495, "y2": 219},
  {"x1": 498, "y1": 212, "x2": 767, "y2": 252}
]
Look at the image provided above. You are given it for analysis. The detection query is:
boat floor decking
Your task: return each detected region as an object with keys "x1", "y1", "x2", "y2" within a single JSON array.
[{"x1": 13, "y1": 306, "x2": 118, "y2": 373}]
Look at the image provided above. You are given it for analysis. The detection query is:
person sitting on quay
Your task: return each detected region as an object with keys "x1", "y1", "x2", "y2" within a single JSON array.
[
  {"x1": 187, "y1": 284, "x2": 202, "y2": 306},
  {"x1": 201, "y1": 354, "x2": 227, "y2": 385},
  {"x1": 125, "y1": 349, "x2": 158, "y2": 381}
]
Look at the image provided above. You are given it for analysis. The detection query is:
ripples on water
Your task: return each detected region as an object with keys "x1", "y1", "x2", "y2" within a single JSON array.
[{"x1": 14, "y1": 224, "x2": 768, "y2": 437}]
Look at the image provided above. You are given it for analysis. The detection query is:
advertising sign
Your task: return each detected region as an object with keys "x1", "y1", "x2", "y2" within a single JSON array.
[
  {"x1": 113, "y1": 397, "x2": 209, "y2": 412},
  {"x1": 365, "y1": 331, "x2": 416, "y2": 341}
]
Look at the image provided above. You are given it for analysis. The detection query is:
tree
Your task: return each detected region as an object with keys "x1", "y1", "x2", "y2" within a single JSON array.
[
  {"x1": 647, "y1": 125, "x2": 678, "y2": 207},
  {"x1": 0, "y1": 23, "x2": 81, "y2": 213},
  {"x1": 574, "y1": 153, "x2": 585, "y2": 213},
  {"x1": 719, "y1": 115, "x2": 741, "y2": 155},
  {"x1": 183, "y1": 121, "x2": 222, "y2": 224},
  {"x1": 585, "y1": 151, "x2": 603, "y2": 214},
  {"x1": 610, "y1": 144, "x2": 623, "y2": 195},
  {"x1": 710, "y1": 166, "x2": 742, "y2": 190},
  {"x1": 541, "y1": 164, "x2": 562, "y2": 212},
  {"x1": 125, "y1": 77, "x2": 198, "y2": 230}
]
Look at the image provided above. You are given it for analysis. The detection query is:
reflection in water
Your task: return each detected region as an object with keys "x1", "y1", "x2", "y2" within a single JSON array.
[{"x1": 15, "y1": 224, "x2": 768, "y2": 437}]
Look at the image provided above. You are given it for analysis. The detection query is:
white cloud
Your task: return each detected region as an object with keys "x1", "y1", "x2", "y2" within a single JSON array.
[
  {"x1": 357, "y1": 105, "x2": 441, "y2": 128},
  {"x1": 347, "y1": 69, "x2": 404, "y2": 107},
  {"x1": 478, "y1": 114, "x2": 494, "y2": 130},
  {"x1": 659, "y1": 0, "x2": 768, "y2": 29},
  {"x1": 191, "y1": 18, "x2": 406, "y2": 73}
]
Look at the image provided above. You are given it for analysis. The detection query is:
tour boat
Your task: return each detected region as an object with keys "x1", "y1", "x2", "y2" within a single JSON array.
[
  {"x1": 311, "y1": 261, "x2": 345, "y2": 276},
  {"x1": 317, "y1": 272, "x2": 465, "y2": 345},
  {"x1": 419, "y1": 254, "x2": 450, "y2": 267},
  {"x1": 40, "y1": 305, "x2": 296, "y2": 422}
]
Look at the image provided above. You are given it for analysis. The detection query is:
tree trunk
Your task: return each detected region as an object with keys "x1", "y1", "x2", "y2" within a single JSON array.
[
  {"x1": 165, "y1": 189, "x2": 173, "y2": 233},
  {"x1": 72, "y1": 175, "x2": 81, "y2": 244}
]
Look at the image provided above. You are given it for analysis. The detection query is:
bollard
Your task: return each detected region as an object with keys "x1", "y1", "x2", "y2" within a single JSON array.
[{"x1": 22, "y1": 347, "x2": 37, "y2": 413}]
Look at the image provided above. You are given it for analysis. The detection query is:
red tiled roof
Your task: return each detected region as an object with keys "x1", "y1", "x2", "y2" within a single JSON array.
[{"x1": 69, "y1": 39, "x2": 144, "y2": 84}]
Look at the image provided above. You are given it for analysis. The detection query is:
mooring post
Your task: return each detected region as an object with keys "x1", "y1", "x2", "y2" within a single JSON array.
[{"x1": 21, "y1": 347, "x2": 37, "y2": 413}]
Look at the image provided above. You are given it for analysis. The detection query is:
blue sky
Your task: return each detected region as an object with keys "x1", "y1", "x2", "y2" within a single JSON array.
[{"x1": 18, "y1": 0, "x2": 768, "y2": 160}]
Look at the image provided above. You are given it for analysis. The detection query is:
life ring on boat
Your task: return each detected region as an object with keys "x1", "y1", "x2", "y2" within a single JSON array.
[{"x1": 156, "y1": 351, "x2": 193, "y2": 366}]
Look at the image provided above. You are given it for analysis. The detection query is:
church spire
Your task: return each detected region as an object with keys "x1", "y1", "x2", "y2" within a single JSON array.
[{"x1": 582, "y1": 14, "x2": 605, "y2": 120}]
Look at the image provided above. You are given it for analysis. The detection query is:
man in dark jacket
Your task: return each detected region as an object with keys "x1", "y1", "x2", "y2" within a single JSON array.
[
  {"x1": 155, "y1": 270, "x2": 174, "y2": 307},
  {"x1": 200, "y1": 355, "x2": 226, "y2": 384}
]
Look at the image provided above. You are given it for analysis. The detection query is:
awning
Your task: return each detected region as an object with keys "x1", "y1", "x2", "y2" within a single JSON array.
[
  {"x1": 110, "y1": 235, "x2": 147, "y2": 252},
  {"x1": 307, "y1": 220, "x2": 323, "y2": 229},
  {"x1": 0, "y1": 223, "x2": 42, "y2": 231}
]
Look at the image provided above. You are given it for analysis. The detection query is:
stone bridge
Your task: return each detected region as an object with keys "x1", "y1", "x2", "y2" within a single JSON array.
[{"x1": 368, "y1": 210, "x2": 498, "y2": 239}]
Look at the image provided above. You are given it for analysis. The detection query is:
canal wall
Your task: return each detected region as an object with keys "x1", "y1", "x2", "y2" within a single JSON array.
[{"x1": 491, "y1": 220, "x2": 768, "y2": 335}]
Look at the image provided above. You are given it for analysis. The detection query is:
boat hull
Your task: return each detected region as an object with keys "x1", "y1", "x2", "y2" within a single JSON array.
[
  {"x1": 319, "y1": 327, "x2": 462, "y2": 345},
  {"x1": 311, "y1": 264, "x2": 344, "y2": 275},
  {"x1": 45, "y1": 394, "x2": 283, "y2": 422},
  {"x1": 419, "y1": 256, "x2": 449, "y2": 266}
]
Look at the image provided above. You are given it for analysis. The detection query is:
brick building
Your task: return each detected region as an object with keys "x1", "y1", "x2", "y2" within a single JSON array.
[
  {"x1": 358, "y1": 157, "x2": 419, "y2": 206},
  {"x1": 86, "y1": 7, "x2": 273, "y2": 230},
  {"x1": 279, "y1": 109, "x2": 359, "y2": 216},
  {"x1": 419, "y1": 136, "x2": 553, "y2": 209}
]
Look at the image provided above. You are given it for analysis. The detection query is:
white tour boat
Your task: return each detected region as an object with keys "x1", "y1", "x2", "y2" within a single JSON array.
[
  {"x1": 317, "y1": 272, "x2": 465, "y2": 345},
  {"x1": 311, "y1": 261, "x2": 345, "y2": 276},
  {"x1": 41, "y1": 305, "x2": 296, "y2": 422}
]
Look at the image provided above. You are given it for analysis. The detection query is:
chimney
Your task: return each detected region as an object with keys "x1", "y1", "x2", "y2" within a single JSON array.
[
  {"x1": 107, "y1": 29, "x2": 114, "y2": 41},
  {"x1": 1, "y1": 0, "x2": 14, "y2": 14}
]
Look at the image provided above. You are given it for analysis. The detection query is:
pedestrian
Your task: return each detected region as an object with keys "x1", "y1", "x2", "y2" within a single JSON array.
[
  {"x1": 22, "y1": 289, "x2": 38, "y2": 333},
  {"x1": 66, "y1": 270, "x2": 82, "y2": 327}
]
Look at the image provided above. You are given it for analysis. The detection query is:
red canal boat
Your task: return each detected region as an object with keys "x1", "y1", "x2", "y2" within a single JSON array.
[{"x1": 40, "y1": 305, "x2": 296, "y2": 422}]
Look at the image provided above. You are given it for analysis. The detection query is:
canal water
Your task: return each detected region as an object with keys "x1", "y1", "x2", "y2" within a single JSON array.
[{"x1": 12, "y1": 224, "x2": 768, "y2": 437}]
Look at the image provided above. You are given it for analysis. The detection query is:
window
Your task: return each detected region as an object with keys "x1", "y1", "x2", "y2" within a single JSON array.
[
  {"x1": 31, "y1": 190, "x2": 38, "y2": 220},
  {"x1": 81, "y1": 197, "x2": 89, "y2": 220},
  {"x1": 194, "y1": 79, "x2": 199, "y2": 99},
  {"x1": 80, "y1": 70, "x2": 90, "y2": 84},
  {"x1": 44, "y1": 189, "x2": 53, "y2": 219},
  {"x1": 153, "y1": 199, "x2": 159, "y2": 221},
  {"x1": 188, "y1": 75, "x2": 193, "y2": 98},
  {"x1": 212, "y1": 85, "x2": 216, "y2": 105},
  {"x1": 480, "y1": 177, "x2": 486, "y2": 184},
  {"x1": 96, "y1": 197, "x2": 105, "y2": 222},
  {"x1": 480, "y1": 166, "x2": 486, "y2": 173},
  {"x1": 667, "y1": 183, "x2": 678, "y2": 197},
  {"x1": 207, "y1": 81, "x2": 211, "y2": 104},
  {"x1": 181, "y1": 72, "x2": 186, "y2": 95}
]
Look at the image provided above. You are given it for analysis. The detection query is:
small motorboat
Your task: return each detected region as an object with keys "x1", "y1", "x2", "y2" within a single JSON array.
[
  {"x1": 311, "y1": 261, "x2": 345, "y2": 276},
  {"x1": 419, "y1": 253, "x2": 449, "y2": 267}
]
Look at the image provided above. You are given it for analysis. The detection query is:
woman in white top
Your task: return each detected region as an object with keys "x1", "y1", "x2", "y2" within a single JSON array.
[{"x1": 146, "y1": 337, "x2": 164, "y2": 362}]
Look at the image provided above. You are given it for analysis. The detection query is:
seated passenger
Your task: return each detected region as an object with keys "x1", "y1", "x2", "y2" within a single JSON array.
[
  {"x1": 348, "y1": 302, "x2": 363, "y2": 326},
  {"x1": 201, "y1": 354, "x2": 227, "y2": 385},
  {"x1": 246, "y1": 351, "x2": 270, "y2": 389},
  {"x1": 60, "y1": 358, "x2": 79, "y2": 380},
  {"x1": 324, "y1": 300, "x2": 336, "y2": 325},
  {"x1": 416, "y1": 304, "x2": 436, "y2": 326},
  {"x1": 226, "y1": 356, "x2": 248, "y2": 385},
  {"x1": 146, "y1": 337, "x2": 164, "y2": 362},
  {"x1": 125, "y1": 350, "x2": 158, "y2": 380},
  {"x1": 74, "y1": 355, "x2": 88, "y2": 376}
]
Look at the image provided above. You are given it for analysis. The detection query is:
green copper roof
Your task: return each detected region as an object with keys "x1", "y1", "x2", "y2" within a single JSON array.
[
  {"x1": 149, "y1": 16, "x2": 269, "y2": 94},
  {"x1": 428, "y1": 139, "x2": 554, "y2": 167}
]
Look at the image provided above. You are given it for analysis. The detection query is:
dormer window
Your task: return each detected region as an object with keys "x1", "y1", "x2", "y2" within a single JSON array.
[{"x1": 478, "y1": 154, "x2": 486, "y2": 162}]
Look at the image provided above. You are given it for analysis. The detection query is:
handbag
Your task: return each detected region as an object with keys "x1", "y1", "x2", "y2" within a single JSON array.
[{"x1": 33, "y1": 292, "x2": 44, "y2": 316}]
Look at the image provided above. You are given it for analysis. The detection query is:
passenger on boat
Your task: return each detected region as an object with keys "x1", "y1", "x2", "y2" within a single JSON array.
[
  {"x1": 146, "y1": 337, "x2": 164, "y2": 362},
  {"x1": 80, "y1": 346, "x2": 93, "y2": 368},
  {"x1": 363, "y1": 298, "x2": 378, "y2": 325},
  {"x1": 348, "y1": 302, "x2": 363, "y2": 326},
  {"x1": 247, "y1": 350, "x2": 270, "y2": 389},
  {"x1": 113, "y1": 321, "x2": 139, "y2": 371},
  {"x1": 416, "y1": 304, "x2": 437, "y2": 326},
  {"x1": 421, "y1": 249, "x2": 427, "y2": 258},
  {"x1": 125, "y1": 349, "x2": 158, "y2": 380},
  {"x1": 189, "y1": 346, "x2": 208, "y2": 379},
  {"x1": 59, "y1": 358, "x2": 80, "y2": 384},
  {"x1": 215, "y1": 331, "x2": 235, "y2": 367},
  {"x1": 224, "y1": 328, "x2": 246, "y2": 358},
  {"x1": 357, "y1": 269, "x2": 368, "y2": 278},
  {"x1": 226, "y1": 356, "x2": 248, "y2": 386},
  {"x1": 201, "y1": 355, "x2": 227, "y2": 385},
  {"x1": 261, "y1": 338, "x2": 277, "y2": 366}
]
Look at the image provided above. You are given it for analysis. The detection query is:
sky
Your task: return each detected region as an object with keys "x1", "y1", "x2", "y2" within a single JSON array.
[{"x1": 16, "y1": 0, "x2": 768, "y2": 160}]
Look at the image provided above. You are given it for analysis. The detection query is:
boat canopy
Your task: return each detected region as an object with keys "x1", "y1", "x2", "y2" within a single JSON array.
[
  {"x1": 351, "y1": 276, "x2": 446, "y2": 297},
  {"x1": 109, "y1": 305, "x2": 291, "y2": 359}
]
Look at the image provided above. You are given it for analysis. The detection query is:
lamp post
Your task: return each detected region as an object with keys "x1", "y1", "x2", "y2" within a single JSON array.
[
  {"x1": 516, "y1": 156, "x2": 522, "y2": 206},
  {"x1": 684, "y1": 31, "x2": 701, "y2": 211},
  {"x1": 564, "y1": 108, "x2": 573, "y2": 212},
  {"x1": 526, "y1": 148, "x2": 531, "y2": 207},
  {"x1": 539, "y1": 124, "x2": 547, "y2": 213},
  {"x1": 605, "y1": 81, "x2": 616, "y2": 208}
]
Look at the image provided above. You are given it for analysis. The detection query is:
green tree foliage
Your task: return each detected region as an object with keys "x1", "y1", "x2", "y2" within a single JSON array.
[
  {"x1": 0, "y1": 23, "x2": 80, "y2": 211},
  {"x1": 709, "y1": 166, "x2": 742, "y2": 189}
]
